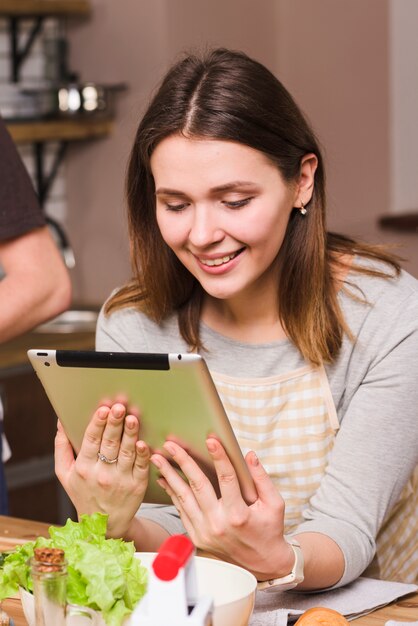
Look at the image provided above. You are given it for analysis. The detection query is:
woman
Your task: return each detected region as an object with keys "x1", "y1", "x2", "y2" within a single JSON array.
[{"x1": 55, "y1": 48, "x2": 418, "y2": 591}]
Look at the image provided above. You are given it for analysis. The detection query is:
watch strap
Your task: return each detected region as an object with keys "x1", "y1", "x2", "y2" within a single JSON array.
[{"x1": 257, "y1": 537, "x2": 304, "y2": 592}]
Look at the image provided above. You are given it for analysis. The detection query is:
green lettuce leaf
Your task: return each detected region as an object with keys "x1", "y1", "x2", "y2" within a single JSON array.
[{"x1": 0, "y1": 513, "x2": 148, "y2": 626}]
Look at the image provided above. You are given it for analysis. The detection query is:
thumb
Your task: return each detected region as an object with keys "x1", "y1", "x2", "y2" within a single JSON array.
[
  {"x1": 54, "y1": 420, "x2": 75, "y2": 476},
  {"x1": 246, "y1": 451, "x2": 284, "y2": 506}
]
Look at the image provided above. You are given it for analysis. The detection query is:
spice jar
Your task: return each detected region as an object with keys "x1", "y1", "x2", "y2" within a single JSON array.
[
  {"x1": 30, "y1": 547, "x2": 99, "y2": 626},
  {"x1": 31, "y1": 547, "x2": 67, "y2": 626}
]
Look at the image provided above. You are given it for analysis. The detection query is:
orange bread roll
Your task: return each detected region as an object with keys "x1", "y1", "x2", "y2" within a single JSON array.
[{"x1": 295, "y1": 607, "x2": 349, "y2": 626}]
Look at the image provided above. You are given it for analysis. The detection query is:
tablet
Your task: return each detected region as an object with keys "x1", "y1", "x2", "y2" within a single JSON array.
[{"x1": 27, "y1": 349, "x2": 257, "y2": 505}]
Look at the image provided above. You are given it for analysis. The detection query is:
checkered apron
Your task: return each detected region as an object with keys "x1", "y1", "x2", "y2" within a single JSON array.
[{"x1": 212, "y1": 364, "x2": 417, "y2": 583}]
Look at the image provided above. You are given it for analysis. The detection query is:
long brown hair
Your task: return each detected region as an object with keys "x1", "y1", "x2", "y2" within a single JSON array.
[{"x1": 106, "y1": 48, "x2": 400, "y2": 364}]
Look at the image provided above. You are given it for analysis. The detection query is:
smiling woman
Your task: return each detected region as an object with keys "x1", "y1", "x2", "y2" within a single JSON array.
[
  {"x1": 152, "y1": 136, "x2": 311, "y2": 311},
  {"x1": 54, "y1": 48, "x2": 418, "y2": 595}
]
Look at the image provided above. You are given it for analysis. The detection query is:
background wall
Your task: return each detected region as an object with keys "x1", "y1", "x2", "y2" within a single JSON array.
[
  {"x1": 64, "y1": 0, "x2": 418, "y2": 305},
  {"x1": 275, "y1": 0, "x2": 418, "y2": 270}
]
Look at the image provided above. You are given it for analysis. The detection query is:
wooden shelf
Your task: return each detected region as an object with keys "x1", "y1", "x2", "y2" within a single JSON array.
[
  {"x1": 0, "y1": 0, "x2": 90, "y2": 17},
  {"x1": 6, "y1": 117, "x2": 113, "y2": 143},
  {"x1": 379, "y1": 212, "x2": 418, "y2": 233},
  {"x1": 6, "y1": 118, "x2": 113, "y2": 207}
]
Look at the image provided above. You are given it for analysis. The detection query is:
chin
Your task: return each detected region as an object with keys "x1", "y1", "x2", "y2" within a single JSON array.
[{"x1": 202, "y1": 286, "x2": 244, "y2": 301}]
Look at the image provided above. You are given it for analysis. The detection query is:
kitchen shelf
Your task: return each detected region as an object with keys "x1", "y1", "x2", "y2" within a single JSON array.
[
  {"x1": 1, "y1": 1, "x2": 116, "y2": 211},
  {"x1": 6, "y1": 117, "x2": 113, "y2": 207},
  {"x1": 6, "y1": 117, "x2": 113, "y2": 143},
  {"x1": 0, "y1": 1, "x2": 90, "y2": 82},
  {"x1": 0, "y1": 1, "x2": 90, "y2": 16},
  {"x1": 378, "y1": 212, "x2": 418, "y2": 233}
]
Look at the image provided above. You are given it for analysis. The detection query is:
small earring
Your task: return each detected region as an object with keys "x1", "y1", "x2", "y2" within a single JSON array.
[{"x1": 299, "y1": 200, "x2": 307, "y2": 216}]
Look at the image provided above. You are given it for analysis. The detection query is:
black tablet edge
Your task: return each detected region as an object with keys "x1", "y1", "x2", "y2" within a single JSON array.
[{"x1": 54, "y1": 350, "x2": 170, "y2": 370}]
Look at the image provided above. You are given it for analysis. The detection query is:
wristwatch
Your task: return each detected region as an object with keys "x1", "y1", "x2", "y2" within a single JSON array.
[{"x1": 257, "y1": 537, "x2": 304, "y2": 592}]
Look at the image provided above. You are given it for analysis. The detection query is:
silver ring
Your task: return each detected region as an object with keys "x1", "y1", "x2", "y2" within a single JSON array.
[{"x1": 97, "y1": 452, "x2": 118, "y2": 464}]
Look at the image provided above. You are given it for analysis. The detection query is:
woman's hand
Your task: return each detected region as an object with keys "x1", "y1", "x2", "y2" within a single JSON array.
[
  {"x1": 55, "y1": 402, "x2": 150, "y2": 539},
  {"x1": 151, "y1": 439, "x2": 295, "y2": 581}
]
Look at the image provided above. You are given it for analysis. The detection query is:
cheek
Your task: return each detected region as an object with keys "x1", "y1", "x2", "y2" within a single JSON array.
[
  {"x1": 155, "y1": 207, "x2": 167, "y2": 233},
  {"x1": 237, "y1": 211, "x2": 290, "y2": 249},
  {"x1": 156, "y1": 220, "x2": 169, "y2": 245},
  {"x1": 156, "y1": 213, "x2": 187, "y2": 250}
]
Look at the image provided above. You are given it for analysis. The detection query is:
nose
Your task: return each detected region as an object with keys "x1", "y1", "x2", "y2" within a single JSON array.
[{"x1": 188, "y1": 205, "x2": 224, "y2": 249}]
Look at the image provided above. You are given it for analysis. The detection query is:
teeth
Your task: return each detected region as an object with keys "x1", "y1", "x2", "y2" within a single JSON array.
[{"x1": 200, "y1": 252, "x2": 237, "y2": 267}]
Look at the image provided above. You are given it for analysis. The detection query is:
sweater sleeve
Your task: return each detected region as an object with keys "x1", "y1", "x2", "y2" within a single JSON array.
[
  {"x1": 0, "y1": 116, "x2": 45, "y2": 239},
  {"x1": 295, "y1": 287, "x2": 418, "y2": 586}
]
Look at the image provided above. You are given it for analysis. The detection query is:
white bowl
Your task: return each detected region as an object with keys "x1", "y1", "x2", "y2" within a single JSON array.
[{"x1": 20, "y1": 552, "x2": 257, "y2": 626}]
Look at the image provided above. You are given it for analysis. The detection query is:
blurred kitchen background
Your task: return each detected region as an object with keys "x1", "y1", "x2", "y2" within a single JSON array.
[{"x1": 1, "y1": 0, "x2": 417, "y2": 524}]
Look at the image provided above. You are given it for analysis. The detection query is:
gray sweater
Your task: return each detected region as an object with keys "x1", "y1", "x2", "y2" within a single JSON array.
[{"x1": 96, "y1": 260, "x2": 418, "y2": 585}]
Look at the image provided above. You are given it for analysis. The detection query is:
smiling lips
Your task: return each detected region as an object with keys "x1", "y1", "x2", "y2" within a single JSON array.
[{"x1": 198, "y1": 248, "x2": 243, "y2": 267}]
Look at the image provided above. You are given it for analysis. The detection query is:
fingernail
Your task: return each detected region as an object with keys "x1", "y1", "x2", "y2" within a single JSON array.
[
  {"x1": 206, "y1": 439, "x2": 217, "y2": 453},
  {"x1": 97, "y1": 407, "x2": 108, "y2": 420},
  {"x1": 137, "y1": 441, "x2": 147, "y2": 454},
  {"x1": 251, "y1": 451, "x2": 259, "y2": 466},
  {"x1": 112, "y1": 405, "x2": 124, "y2": 418},
  {"x1": 151, "y1": 455, "x2": 162, "y2": 468},
  {"x1": 164, "y1": 442, "x2": 176, "y2": 456},
  {"x1": 126, "y1": 416, "x2": 136, "y2": 430}
]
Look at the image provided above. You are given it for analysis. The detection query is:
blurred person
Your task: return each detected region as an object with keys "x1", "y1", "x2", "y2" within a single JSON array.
[
  {"x1": 0, "y1": 114, "x2": 72, "y2": 514},
  {"x1": 55, "y1": 49, "x2": 417, "y2": 590}
]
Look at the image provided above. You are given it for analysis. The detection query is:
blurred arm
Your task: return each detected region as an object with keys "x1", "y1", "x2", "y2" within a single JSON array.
[{"x1": 0, "y1": 225, "x2": 72, "y2": 342}]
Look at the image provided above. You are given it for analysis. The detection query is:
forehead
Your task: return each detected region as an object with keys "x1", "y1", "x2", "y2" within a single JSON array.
[{"x1": 150, "y1": 134, "x2": 281, "y2": 189}]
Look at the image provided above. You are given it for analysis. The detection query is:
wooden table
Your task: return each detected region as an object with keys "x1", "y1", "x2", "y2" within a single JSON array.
[{"x1": 0, "y1": 515, "x2": 417, "y2": 626}]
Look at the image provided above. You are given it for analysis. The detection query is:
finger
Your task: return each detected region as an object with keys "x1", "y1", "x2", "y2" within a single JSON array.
[
  {"x1": 162, "y1": 441, "x2": 218, "y2": 512},
  {"x1": 206, "y1": 438, "x2": 247, "y2": 511},
  {"x1": 113, "y1": 393, "x2": 129, "y2": 406},
  {"x1": 98, "y1": 397, "x2": 112, "y2": 407},
  {"x1": 98, "y1": 395, "x2": 140, "y2": 420},
  {"x1": 112, "y1": 394, "x2": 141, "y2": 419},
  {"x1": 54, "y1": 420, "x2": 75, "y2": 478},
  {"x1": 151, "y1": 452, "x2": 203, "y2": 522},
  {"x1": 99, "y1": 403, "x2": 127, "y2": 461},
  {"x1": 116, "y1": 414, "x2": 140, "y2": 472},
  {"x1": 127, "y1": 403, "x2": 140, "y2": 419},
  {"x1": 133, "y1": 440, "x2": 151, "y2": 479},
  {"x1": 156, "y1": 477, "x2": 194, "y2": 532},
  {"x1": 78, "y1": 405, "x2": 110, "y2": 461},
  {"x1": 245, "y1": 451, "x2": 283, "y2": 506}
]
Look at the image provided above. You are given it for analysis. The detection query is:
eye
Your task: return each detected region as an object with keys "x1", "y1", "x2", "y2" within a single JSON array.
[
  {"x1": 222, "y1": 197, "x2": 253, "y2": 209},
  {"x1": 165, "y1": 202, "x2": 189, "y2": 212}
]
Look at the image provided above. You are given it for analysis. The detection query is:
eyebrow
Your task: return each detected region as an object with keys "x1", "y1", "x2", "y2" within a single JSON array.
[{"x1": 155, "y1": 181, "x2": 259, "y2": 196}]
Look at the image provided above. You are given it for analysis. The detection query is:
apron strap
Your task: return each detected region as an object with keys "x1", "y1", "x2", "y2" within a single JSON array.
[{"x1": 317, "y1": 364, "x2": 340, "y2": 432}]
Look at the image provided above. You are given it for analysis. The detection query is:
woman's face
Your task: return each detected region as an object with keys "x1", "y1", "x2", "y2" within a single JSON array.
[{"x1": 151, "y1": 135, "x2": 299, "y2": 304}]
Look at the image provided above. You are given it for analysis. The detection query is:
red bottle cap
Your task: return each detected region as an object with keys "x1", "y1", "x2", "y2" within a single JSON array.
[{"x1": 152, "y1": 535, "x2": 194, "y2": 581}]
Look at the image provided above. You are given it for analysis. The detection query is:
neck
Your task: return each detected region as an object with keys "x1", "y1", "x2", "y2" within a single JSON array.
[{"x1": 202, "y1": 284, "x2": 287, "y2": 344}]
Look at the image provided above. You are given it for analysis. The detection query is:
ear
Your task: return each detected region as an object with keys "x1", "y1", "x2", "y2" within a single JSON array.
[{"x1": 295, "y1": 153, "x2": 318, "y2": 207}]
